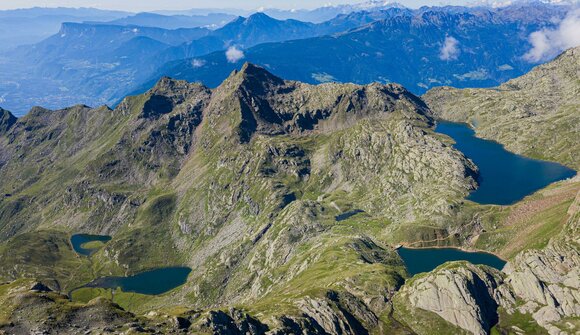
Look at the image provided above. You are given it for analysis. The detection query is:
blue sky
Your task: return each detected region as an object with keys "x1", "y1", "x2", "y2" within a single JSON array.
[{"x1": 0, "y1": 0, "x2": 480, "y2": 11}]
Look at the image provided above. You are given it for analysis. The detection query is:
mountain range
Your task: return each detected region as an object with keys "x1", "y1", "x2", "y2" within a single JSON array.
[
  {"x1": 0, "y1": 1, "x2": 573, "y2": 117},
  {"x1": 101, "y1": 12, "x2": 237, "y2": 29},
  {"x1": 0, "y1": 9, "x2": 407, "y2": 116},
  {"x1": 0, "y1": 7, "x2": 129, "y2": 52},
  {"x1": 0, "y1": 44, "x2": 579, "y2": 333},
  {"x1": 150, "y1": 3, "x2": 570, "y2": 94}
]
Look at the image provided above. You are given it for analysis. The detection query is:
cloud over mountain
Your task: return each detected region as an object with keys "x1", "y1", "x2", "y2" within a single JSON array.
[
  {"x1": 524, "y1": 8, "x2": 580, "y2": 62},
  {"x1": 440, "y1": 36, "x2": 460, "y2": 60},
  {"x1": 226, "y1": 46, "x2": 245, "y2": 63}
]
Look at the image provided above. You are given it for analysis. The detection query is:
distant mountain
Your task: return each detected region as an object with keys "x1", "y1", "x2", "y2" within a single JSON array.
[
  {"x1": 151, "y1": 1, "x2": 408, "y2": 23},
  {"x1": 0, "y1": 7, "x2": 130, "y2": 52},
  {"x1": 262, "y1": 1, "x2": 408, "y2": 23},
  {"x1": 18, "y1": 23, "x2": 211, "y2": 63},
  {"x1": 0, "y1": 11, "x2": 402, "y2": 115},
  {"x1": 0, "y1": 2, "x2": 573, "y2": 116},
  {"x1": 103, "y1": 12, "x2": 236, "y2": 29},
  {"x1": 145, "y1": 3, "x2": 569, "y2": 95}
]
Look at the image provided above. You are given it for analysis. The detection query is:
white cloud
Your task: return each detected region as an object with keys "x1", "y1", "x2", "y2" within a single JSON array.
[
  {"x1": 439, "y1": 36, "x2": 460, "y2": 61},
  {"x1": 225, "y1": 46, "x2": 245, "y2": 63},
  {"x1": 491, "y1": 1, "x2": 512, "y2": 8},
  {"x1": 524, "y1": 9, "x2": 580, "y2": 63},
  {"x1": 497, "y1": 64, "x2": 514, "y2": 71},
  {"x1": 453, "y1": 68, "x2": 490, "y2": 81},
  {"x1": 191, "y1": 59, "x2": 206, "y2": 68}
]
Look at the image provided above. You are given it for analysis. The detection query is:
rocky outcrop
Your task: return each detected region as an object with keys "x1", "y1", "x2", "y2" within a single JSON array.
[
  {"x1": 197, "y1": 308, "x2": 269, "y2": 335},
  {"x1": 501, "y1": 189, "x2": 580, "y2": 334},
  {"x1": 394, "y1": 262, "x2": 514, "y2": 335},
  {"x1": 295, "y1": 292, "x2": 376, "y2": 335},
  {"x1": 0, "y1": 108, "x2": 17, "y2": 135},
  {"x1": 211, "y1": 63, "x2": 432, "y2": 143},
  {"x1": 394, "y1": 189, "x2": 580, "y2": 335}
]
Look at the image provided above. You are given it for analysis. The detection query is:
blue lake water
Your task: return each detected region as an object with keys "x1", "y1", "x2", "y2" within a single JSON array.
[
  {"x1": 397, "y1": 247, "x2": 506, "y2": 276},
  {"x1": 83, "y1": 267, "x2": 192, "y2": 295},
  {"x1": 70, "y1": 234, "x2": 112, "y2": 256},
  {"x1": 335, "y1": 209, "x2": 364, "y2": 221},
  {"x1": 435, "y1": 121, "x2": 576, "y2": 205}
]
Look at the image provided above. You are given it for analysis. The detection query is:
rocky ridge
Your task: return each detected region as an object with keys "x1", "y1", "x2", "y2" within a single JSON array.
[
  {"x1": 0, "y1": 58, "x2": 578, "y2": 334},
  {"x1": 0, "y1": 63, "x2": 478, "y2": 334}
]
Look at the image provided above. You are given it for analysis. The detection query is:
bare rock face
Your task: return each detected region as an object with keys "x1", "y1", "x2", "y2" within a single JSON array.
[
  {"x1": 0, "y1": 108, "x2": 17, "y2": 135},
  {"x1": 501, "y1": 189, "x2": 580, "y2": 335},
  {"x1": 197, "y1": 308, "x2": 269, "y2": 335},
  {"x1": 394, "y1": 262, "x2": 513, "y2": 335},
  {"x1": 394, "y1": 189, "x2": 580, "y2": 335},
  {"x1": 294, "y1": 291, "x2": 378, "y2": 335}
]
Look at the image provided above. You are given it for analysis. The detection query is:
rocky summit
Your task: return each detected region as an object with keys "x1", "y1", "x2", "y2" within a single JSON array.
[{"x1": 0, "y1": 58, "x2": 578, "y2": 335}]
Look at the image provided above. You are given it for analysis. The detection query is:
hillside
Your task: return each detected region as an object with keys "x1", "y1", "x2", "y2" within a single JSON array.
[
  {"x1": 0, "y1": 63, "x2": 479, "y2": 333},
  {"x1": 0, "y1": 63, "x2": 578, "y2": 334},
  {"x1": 424, "y1": 46, "x2": 580, "y2": 169}
]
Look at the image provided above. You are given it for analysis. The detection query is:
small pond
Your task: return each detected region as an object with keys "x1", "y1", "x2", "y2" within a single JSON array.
[
  {"x1": 397, "y1": 247, "x2": 506, "y2": 276},
  {"x1": 335, "y1": 209, "x2": 364, "y2": 221},
  {"x1": 435, "y1": 121, "x2": 576, "y2": 205},
  {"x1": 82, "y1": 267, "x2": 192, "y2": 295},
  {"x1": 71, "y1": 234, "x2": 112, "y2": 256}
]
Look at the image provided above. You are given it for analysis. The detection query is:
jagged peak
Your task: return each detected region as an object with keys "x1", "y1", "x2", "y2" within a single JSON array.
[
  {"x1": 230, "y1": 12, "x2": 277, "y2": 25},
  {"x1": 0, "y1": 107, "x2": 18, "y2": 135},
  {"x1": 149, "y1": 76, "x2": 208, "y2": 95},
  {"x1": 221, "y1": 63, "x2": 285, "y2": 95},
  {"x1": 239, "y1": 62, "x2": 281, "y2": 78}
]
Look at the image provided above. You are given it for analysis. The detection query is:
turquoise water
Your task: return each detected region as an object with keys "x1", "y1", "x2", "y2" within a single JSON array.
[
  {"x1": 70, "y1": 234, "x2": 112, "y2": 256},
  {"x1": 397, "y1": 247, "x2": 506, "y2": 276},
  {"x1": 435, "y1": 121, "x2": 576, "y2": 205},
  {"x1": 83, "y1": 267, "x2": 192, "y2": 295}
]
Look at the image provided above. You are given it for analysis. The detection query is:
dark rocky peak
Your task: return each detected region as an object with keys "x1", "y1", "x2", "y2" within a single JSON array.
[
  {"x1": 235, "y1": 63, "x2": 286, "y2": 95},
  {"x1": 0, "y1": 108, "x2": 17, "y2": 135},
  {"x1": 227, "y1": 12, "x2": 279, "y2": 27},
  {"x1": 211, "y1": 63, "x2": 295, "y2": 142},
  {"x1": 211, "y1": 63, "x2": 430, "y2": 143},
  {"x1": 140, "y1": 77, "x2": 211, "y2": 119}
]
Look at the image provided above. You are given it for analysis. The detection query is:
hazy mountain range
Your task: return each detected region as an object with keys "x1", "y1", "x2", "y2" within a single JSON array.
[
  {"x1": 0, "y1": 7, "x2": 129, "y2": 52},
  {"x1": 0, "y1": 1, "x2": 576, "y2": 116}
]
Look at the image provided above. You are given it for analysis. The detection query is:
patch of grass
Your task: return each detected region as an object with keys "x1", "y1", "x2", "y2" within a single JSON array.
[
  {"x1": 492, "y1": 308, "x2": 547, "y2": 335},
  {"x1": 138, "y1": 192, "x2": 177, "y2": 226},
  {"x1": 474, "y1": 181, "x2": 578, "y2": 259},
  {"x1": 0, "y1": 231, "x2": 93, "y2": 291},
  {"x1": 80, "y1": 240, "x2": 106, "y2": 250}
]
